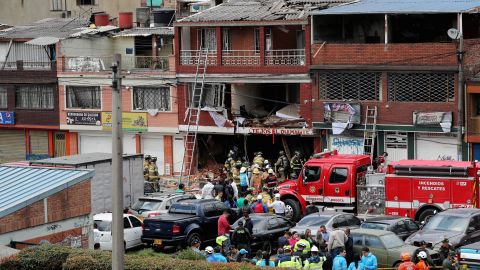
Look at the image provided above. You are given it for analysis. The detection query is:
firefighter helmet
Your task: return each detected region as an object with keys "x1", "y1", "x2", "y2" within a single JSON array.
[
  {"x1": 417, "y1": 251, "x2": 427, "y2": 259},
  {"x1": 401, "y1": 252, "x2": 412, "y2": 261}
]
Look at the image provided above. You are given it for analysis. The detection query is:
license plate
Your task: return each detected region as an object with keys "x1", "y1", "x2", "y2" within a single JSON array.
[{"x1": 154, "y1": 239, "x2": 162, "y2": 245}]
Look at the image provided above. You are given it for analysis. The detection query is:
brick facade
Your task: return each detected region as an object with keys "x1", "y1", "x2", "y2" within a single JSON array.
[{"x1": 13, "y1": 227, "x2": 89, "y2": 249}]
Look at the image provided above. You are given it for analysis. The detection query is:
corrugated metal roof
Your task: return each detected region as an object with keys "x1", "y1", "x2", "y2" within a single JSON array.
[
  {"x1": 113, "y1": 27, "x2": 174, "y2": 37},
  {"x1": 30, "y1": 152, "x2": 143, "y2": 167},
  {"x1": 0, "y1": 18, "x2": 90, "y2": 39},
  {"x1": 69, "y1": 25, "x2": 119, "y2": 37},
  {"x1": 312, "y1": 0, "x2": 480, "y2": 15},
  {"x1": 178, "y1": 0, "x2": 351, "y2": 23},
  {"x1": 0, "y1": 166, "x2": 94, "y2": 218},
  {"x1": 24, "y1": 36, "x2": 60, "y2": 46}
]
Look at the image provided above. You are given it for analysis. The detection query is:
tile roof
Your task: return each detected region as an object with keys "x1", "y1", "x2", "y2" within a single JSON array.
[
  {"x1": 113, "y1": 27, "x2": 174, "y2": 37},
  {"x1": 178, "y1": 0, "x2": 351, "y2": 23},
  {"x1": 0, "y1": 18, "x2": 90, "y2": 39},
  {"x1": 0, "y1": 166, "x2": 94, "y2": 218}
]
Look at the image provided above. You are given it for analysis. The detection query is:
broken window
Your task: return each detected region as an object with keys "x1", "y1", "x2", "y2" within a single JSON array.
[
  {"x1": 133, "y1": 87, "x2": 170, "y2": 111},
  {"x1": 387, "y1": 73, "x2": 455, "y2": 102},
  {"x1": 66, "y1": 86, "x2": 101, "y2": 109},
  {"x1": 313, "y1": 15, "x2": 384, "y2": 43},
  {"x1": 15, "y1": 85, "x2": 54, "y2": 109},
  {"x1": 318, "y1": 72, "x2": 381, "y2": 101},
  {"x1": 189, "y1": 83, "x2": 225, "y2": 109},
  {"x1": 389, "y1": 14, "x2": 455, "y2": 43},
  {"x1": 200, "y1": 28, "x2": 216, "y2": 51}
]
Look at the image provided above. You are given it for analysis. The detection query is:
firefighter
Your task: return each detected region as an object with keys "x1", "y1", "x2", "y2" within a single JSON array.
[
  {"x1": 251, "y1": 165, "x2": 262, "y2": 192},
  {"x1": 224, "y1": 158, "x2": 232, "y2": 176},
  {"x1": 148, "y1": 157, "x2": 159, "y2": 181},
  {"x1": 291, "y1": 151, "x2": 303, "y2": 177},
  {"x1": 397, "y1": 252, "x2": 416, "y2": 270},
  {"x1": 413, "y1": 241, "x2": 434, "y2": 265},
  {"x1": 304, "y1": 245, "x2": 327, "y2": 270},
  {"x1": 143, "y1": 155, "x2": 151, "y2": 180},
  {"x1": 253, "y1": 152, "x2": 265, "y2": 167},
  {"x1": 275, "y1": 150, "x2": 289, "y2": 180},
  {"x1": 416, "y1": 251, "x2": 430, "y2": 270}
]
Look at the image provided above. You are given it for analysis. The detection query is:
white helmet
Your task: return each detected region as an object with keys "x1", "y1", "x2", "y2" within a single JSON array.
[
  {"x1": 417, "y1": 251, "x2": 427, "y2": 259},
  {"x1": 311, "y1": 246, "x2": 319, "y2": 252},
  {"x1": 205, "y1": 246, "x2": 214, "y2": 254},
  {"x1": 257, "y1": 194, "x2": 263, "y2": 200},
  {"x1": 268, "y1": 169, "x2": 274, "y2": 174},
  {"x1": 274, "y1": 193, "x2": 281, "y2": 199},
  {"x1": 264, "y1": 160, "x2": 269, "y2": 164}
]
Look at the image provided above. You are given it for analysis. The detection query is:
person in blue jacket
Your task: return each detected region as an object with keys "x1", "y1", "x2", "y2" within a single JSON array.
[
  {"x1": 333, "y1": 248, "x2": 348, "y2": 270},
  {"x1": 360, "y1": 247, "x2": 378, "y2": 270},
  {"x1": 206, "y1": 246, "x2": 227, "y2": 263}
]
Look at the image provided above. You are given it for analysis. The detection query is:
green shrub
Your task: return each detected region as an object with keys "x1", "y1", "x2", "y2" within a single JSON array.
[{"x1": 176, "y1": 248, "x2": 206, "y2": 261}]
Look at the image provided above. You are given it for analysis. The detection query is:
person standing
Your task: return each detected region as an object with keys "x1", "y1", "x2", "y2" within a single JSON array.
[
  {"x1": 291, "y1": 151, "x2": 303, "y2": 177},
  {"x1": 251, "y1": 195, "x2": 268, "y2": 213},
  {"x1": 231, "y1": 221, "x2": 251, "y2": 252},
  {"x1": 278, "y1": 231, "x2": 292, "y2": 248},
  {"x1": 316, "y1": 225, "x2": 330, "y2": 252},
  {"x1": 442, "y1": 251, "x2": 458, "y2": 270},
  {"x1": 239, "y1": 167, "x2": 249, "y2": 196},
  {"x1": 397, "y1": 252, "x2": 416, "y2": 270},
  {"x1": 413, "y1": 241, "x2": 434, "y2": 265},
  {"x1": 361, "y1": 247, "x2": 378, "y2": 270},
  {"x1": 242, "y1": 211, "x2": 254, "y2": 235},
  {"x1": 275, "y1": 150, "x2": 289, "y2": 181},
  {"x1": 268, "y1": 193, "x2": 286, "y2": 216},
  {"x1": 143, "y1": 155, "x2": 151, "y2": 180},
  {"x1": 328, "y1": 224, "x2": 347, "y2": 259},
  {"x1": 201, "y1": 178, "x2": 215, "y2": 199},
  {"x1": 332, "y1": 249, "x2": 348, "y2": 270},
  {"x1": 439, "y1": 238, "x2": 455, "y2": 262},
  {"x1": 345, "y1": 228, "x2": 354, "y2": 265},
  {"x1": 304, "y1": 245, "x2": 327, "y2": 270},
  {"x1": 217, "y1": 210, "x2": 231, "y2": 236},
  {"x1": 304, "y1": 229, "x2": 316, "y2": 247},
  {"x1": 278, "y1": 245, "x2": 302, "y2": 268}
]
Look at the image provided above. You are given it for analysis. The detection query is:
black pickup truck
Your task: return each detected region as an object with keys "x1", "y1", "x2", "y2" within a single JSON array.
[{"x1": 141, "y1": 199, "x2": 239, "y2": 249}]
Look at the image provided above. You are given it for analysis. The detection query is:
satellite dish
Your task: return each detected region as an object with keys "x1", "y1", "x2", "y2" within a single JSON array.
[{"x1": 447, "y1": 28, "x2": 461, "y2": 40}]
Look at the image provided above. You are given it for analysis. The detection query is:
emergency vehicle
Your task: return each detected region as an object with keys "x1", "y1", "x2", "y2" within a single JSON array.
[{"x1": 277, "y1": 150, "x2": 479, "y2": 222}]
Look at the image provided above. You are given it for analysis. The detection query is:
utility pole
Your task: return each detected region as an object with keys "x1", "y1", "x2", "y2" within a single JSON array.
[
  {"x1": 457, "y1": 14, "x2": 465, "y2": 161},
  {"x1": 111, "y1": 54, "x2": 124, "y2": 270}
]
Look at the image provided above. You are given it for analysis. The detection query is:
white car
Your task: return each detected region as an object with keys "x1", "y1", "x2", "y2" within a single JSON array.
[{"x1": 93, "y1": 213, "x2": 143, "y2": 250}]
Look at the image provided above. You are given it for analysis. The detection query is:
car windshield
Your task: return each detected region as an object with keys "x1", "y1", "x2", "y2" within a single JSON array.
[
  {"x1": 132, "y1": 200, "x2": 162, "y2": 211},
  {"x1": 297, "y1": 215, "x2": 330, "y2": 227},
  {"x1": 361, "y1": 222, "x2": 389, "y2": 230},
  {"x1": 94, "y1": 220, "x2": 111, "y2": 232},
  {"x1": 381, "y1": 234, "x2": 405, "y2": 249},
  {"x1": 168, "y1": 204, "x2": 196, "y2": 214},
  {"x1": 423, "y1": 215, "x2": 469, "y2": 232}
]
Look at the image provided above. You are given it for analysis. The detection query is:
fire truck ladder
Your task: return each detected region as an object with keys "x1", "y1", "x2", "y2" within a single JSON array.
[
  {"x1": 180, "y1": 48, "x2": 209, "y2": 184},
  {"x1": 363, "y1": 106, "x2": 378, "y2": 163}
]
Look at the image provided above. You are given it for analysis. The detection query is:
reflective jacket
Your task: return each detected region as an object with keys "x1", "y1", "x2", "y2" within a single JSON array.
[
  {"x1": 278, "y1": 255, "x2": 302, "y2": 269},
  {"x1": 294, "y1": 239, "x2": 312, "y2": 254},
  {"x1": 304, "y1": 255, "x2": 327, "y2": 270}
]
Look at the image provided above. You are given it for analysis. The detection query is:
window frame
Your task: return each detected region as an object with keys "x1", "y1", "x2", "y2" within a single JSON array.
[
  {"x1": 76, "y1": 0, "x2": 97, "y2": 6},
  {"x1": 303, "y1": 166, "x2": 321, "y2": 183},
  {"x1": 387, "y1": 72, "x2": 455, "y2": 103},
  {"x1": 123, "y1": 217, "x2": 132, "y2": 229},
  {"x1": 0, "y1": 87, "x2": 7, "y2": 109},
  {"x1": 222, "y1": 28, "x2": 231, "y2": 52},
  {"x1": 65, "y1": 85, "x2": 102, "y2": 110},
  {"x1": 318, "y1": 72, "x2": 382, "y2": 101},
  {"x1": 188, "y1": 83, "x2": 225, "y2": 109},
  {"x1": 329, "y1": 167, "x2": 349, "y2": 184},
  {"x1": 129, "y1": 216, "x2": 142, "y2": 228},
  {"x1": 51, "y1": 0, "x2": 63, "y2": 11},
  {"x1": 15, "y1": 85, "x2": 55, "y2": 110},
  {"x1": 364, "y1": 235, "x2": 385, "y2": 249},
  {"x1": 132, "y1": 86, "x2": 171, "y2": 112}
]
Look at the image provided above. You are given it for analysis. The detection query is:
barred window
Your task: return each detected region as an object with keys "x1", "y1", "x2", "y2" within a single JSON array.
[
  {"x1": 318, "y1": 72, "x2": 381, "y2": 101},
  {"x1": 66, "y1": 86, "x2": 101, "y2": 109},
  {"x1": 188, "y1": 83, "x2": 225, "y2": 109},
  {"x1": 133, "y1": 87, "x2": 170, "y2": 111},
  {"x1": 387, "y1": 73, "x2": 455, "y2": 102},
  {"x1": 16, "y1": 85, "x2": 54, "y2": 109},
  {"x1": 0, "y1": 87, "x2": 7, "y2": 108}
]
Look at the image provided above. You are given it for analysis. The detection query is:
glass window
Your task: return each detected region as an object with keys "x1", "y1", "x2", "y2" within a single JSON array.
[
  {"x1": 406, "y1": 220, "x2": 419, "y2": 231},
  {"x1": 129, "y1": 216, "x2": 142, "y2": 228},
  {"x1": 346, "y1": 215, "x2": 361, "y2": 226},
  {"x1": 361, "y1": 223, "x2": 389, "y2": 230},
  {"x1": 381, "y1": 234, "x2": 405, "y2": 249},
  {"x1": 395, "y1": 220, "x2": 408, "y2": 233},
  {"x1": 15, "y1": 85, "x2": 54, "y2": 109},
  {"x1": 297, "y1": 215, "x2": 330, "y2": 226},
  {"x1": 0, "y1": 87, "x2": 7, "y2": 108},
  {"x1": 200, "y1": 28, "x2": 216, "y2": 51},
  {"x1": 351, "y1": 234, "x2": 363, "y2": 245},
  {"x1": 329, "y1": 168, "x2": 348, "y2": 184},
  {"x1": 254, "y1": 28, "x2": 260, "y2": 53},
  {"x1": 267, "y1": 218, "x2": 279, "y2": 230},
  {"x1": 123, "y1": 217, "x2": 132, "y2": 229},
  {"x1": 364, "y1": 235, "x2": 384, "y2": 249},
  {"x1": 169, "y1": 203, "x2": 196, "y2": 214},
  {"x1": 77, "y1": 0, "x2": 96, "y2": 5},
  {"x1": 387, "y1": 73, "x2": 454, "y2": 103},
  {"x1": 66, "y1": 86, "x2": 101, "y2": 109},
  {"x1": 203, "y1": 204, "x2": 218, "y2": 217},
  {"x1": 133, "y1": 87, "x2": 170, "y2": 111},
  {"x1": 333, "y1": 216, "x2": 348, "y2": 227},
  {"x1": 188, "y1": 83, "x2": 225, "y2": 109},
  {"x1": 423, "y1": 215, "x2": 469, "y2": 233},
  {"x1": 222, "y1": 28, "x2": 231, "y2": 52},
  {"x1": 51, "y1": 0, "x2": 63, "y2": 10},
  {"x1": 94, "y1": 220, "x2": 111, "y2": 232},
  {"x1": 303, "y1": 166, "x2": 321, "y2": 182},
  {"x1": 132, "y1": 200, "x2": 162, "y2": 212}
]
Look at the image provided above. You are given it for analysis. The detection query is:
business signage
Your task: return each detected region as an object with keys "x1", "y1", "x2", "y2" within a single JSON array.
[
  {"x1": 324, "y1": 103, "x2": 361, "y2": 124},
  {"x1": 413, "y1": 111, "x2": 452, "y2": 133},
  {"x1": 0, "y1": 111, "x2": 14, "y2": 124},
  {"x1": 66, "y1": 112, "x2": 101, "y2": 126},
  {"x1": 248, "y1": 127, "x2": 313, "y2": 136},
  {"x1": 102, "y1": 112, "x2": 148, "y2": 132}
]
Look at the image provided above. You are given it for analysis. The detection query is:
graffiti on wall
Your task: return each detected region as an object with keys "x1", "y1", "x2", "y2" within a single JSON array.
[{"x1": 331, "y1": 136, "x2": 364, "y2": 154}]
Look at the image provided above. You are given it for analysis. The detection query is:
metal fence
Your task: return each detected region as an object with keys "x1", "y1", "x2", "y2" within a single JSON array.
[
  {"x1": 222, "y1": 50, "x2": 260, "y2": 66},
  {"x1": 63, "y1": 56, "x2": 170, "y2": 72},
  {"x1": 265, "y1": 49, "x2": 305, "y2": 66}
]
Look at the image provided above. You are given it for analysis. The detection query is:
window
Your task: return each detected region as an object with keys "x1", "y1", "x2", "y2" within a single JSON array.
[
  {"x1": 318, "y1": 72, "x2": 381, "y2": 101},
  {"x1": 200, "y1": 28, "x2": 216, "y2": 51},
  {"x1": 364, "y1": 235, "x2": 384, "y2": 249},
  {"x1": 133, "y1": 87, "x2": 170, "y2": 111},
  {"x1": 406, "y1": 220, "x2": 419, "y2": 231},
  {"x1": 265, "y1": 28, "x2": 272, "y2": 51},
  {"x1": 188, "y1": 83, "x2": 225, "y2": 109},
  {"x1": 394, "y1": 220, "x2": 408, "y2": 233},
  {"x1": 15, "y1": 85, "x2": 54, "y2": 109},
  {"x1": 254, "y1": 28, "x2": 260, "y2": 53},
  {"x1": 51, "y1": 0, "x2": 63, "y2": 10},
  {"x1": 346, "y1": 215, "x2": 361, "y2": 226},
  {"x1": 267, "y1": 218, "x2": 279, "y2": 230},
  {"x1": 303, "y1": 166, "x2": 321, "y2": 182},
  {"x1": 203, "y1": 203, "x2": 217, "y2": 217},
  {"x1": 351, "y1": 234, "x2": 364, "y2": 245},
  {"x1": 329, "y1": 168, "x2": 348, "y2": 184},
  {"x1": 333, "y1": 215, "x2": 349, "y2": 227},
  {"x1": 129, "y1": 216, "x2": 142, "y2": 228},
  {"x1": 77, "y1": 0, "x2": 96, "y2": 5},
  {"x1": 387, "y1": 73, "x2": 455, "y2": 102},
  {"x1": 222, "y1": 28, "x2": 231, "y2": 52},
  {"x1": 123, "y1": 217, "x2": 132, "y2": 229},
  {"x1": 0, "y1": 87, "x2": 6, "y2": 108},
  {"x1": 66, "y1": 86, "x2": 101, "y2": 109}
]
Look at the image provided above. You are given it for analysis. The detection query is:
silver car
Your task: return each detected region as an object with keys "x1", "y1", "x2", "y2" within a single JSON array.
[
  {"x1": 129, "y1": 193, "x2": 195, "y2": 220},
  {"x1": 291, "y1": 211, "x2": 361, "y2": 237}
]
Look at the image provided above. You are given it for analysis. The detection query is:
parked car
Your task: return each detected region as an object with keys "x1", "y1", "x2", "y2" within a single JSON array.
[
  {"x1": 93, "y1": 213, "x2": 143, "y2": 250},
  {"x1": 291, "y1": 211, "x2": 361, "y2": 237},
  {"x1": 129, "y1": 193, "x2": 195, "y2": 220},
  {"x1": 141, "y1": 199, "x2": 240, "y2": 250},
  {"x1": 350, "y1": 228, "x2": 442, "y2": 268},
  {"x1": 360, "y1": 216, "x2": 419, "y2": 240},
  {"x1": 459, "y1": 241, "x2": 480, "y2": 269},
  {"x1": 231, "y1": 213, "x2": 295, "y2": 254},
  {"x1": 405, "y1": 208, "x2": 480, "y2": 250}
]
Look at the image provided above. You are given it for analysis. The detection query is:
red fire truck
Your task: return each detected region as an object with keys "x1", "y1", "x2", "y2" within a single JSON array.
[{"x1": 277, "y1": 150, "x2": 479, "y2": 221}]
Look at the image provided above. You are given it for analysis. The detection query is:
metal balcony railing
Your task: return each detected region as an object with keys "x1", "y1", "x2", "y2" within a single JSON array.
[
  {"x1": 63, "y1": 56, "x2": 170, "y2": 72},
  {"x1": 1, "y1": 61, "x2": 54, "y2": 71},
  {"x1": 222, "y1": 50, "x2": 260, "y2": 66},
  {"x1": 179, "y1": 50, "x2": 217, "y2": 66},
  {"x1": 122, "y1": 56, "x2": 170, "y2": 71},
  {"x1": 265, "y1": 49, "x2": 306, "y2": 66}
]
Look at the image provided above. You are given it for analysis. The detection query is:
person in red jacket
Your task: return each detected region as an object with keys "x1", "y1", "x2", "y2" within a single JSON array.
[
  {"x1": 217, "y1": 210, "x2": 231, "y2": 236},
  {"x1": 397, "y1": 252, "x2": 416, "y2": 270}
]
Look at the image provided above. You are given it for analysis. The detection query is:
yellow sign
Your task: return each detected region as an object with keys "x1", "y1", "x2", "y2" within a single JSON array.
[{"x1": 102, "y1": 112, "x2": 148, "y2": 132}]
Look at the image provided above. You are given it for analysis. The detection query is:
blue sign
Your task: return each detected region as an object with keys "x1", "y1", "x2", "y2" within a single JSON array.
[{"x1": 0, "y1": 111, "x2": 14, "y2": 124}]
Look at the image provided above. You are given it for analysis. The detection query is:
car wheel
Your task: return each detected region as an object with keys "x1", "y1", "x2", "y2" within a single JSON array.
[
  {"x1": 284, "y1": 199, "x2": 301, "y2": 221},
  {"x1": 418, "y1": 208, "x2": 438, "y2": 223},
  {"x1": 187, "y1": 232, "x2": 201, "y2": 247}
]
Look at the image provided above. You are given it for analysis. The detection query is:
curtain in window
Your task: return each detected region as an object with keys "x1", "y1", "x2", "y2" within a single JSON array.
[
  {"x1": 133, "y1": 87, "x2": 170, "y2": 111},
  {"x1": 0, "y1": 87, "x2": 7, "y2": 108},
  {"x1": 66, "y1": 86, "x2": 101, "y2": 109},
  {"x1": 16, "y1": 85, "x2": 54, "y2": 109}
]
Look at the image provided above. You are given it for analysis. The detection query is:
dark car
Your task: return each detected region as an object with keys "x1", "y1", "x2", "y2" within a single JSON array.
[
  {"x1": 361, "y1": 216, "x2": 419, "y2": 240},
  {"x1": 405, "y1": 208, "x2": 480, "y2": 250},
  {"x1": 142, "y1": 199, "x2": 240, "y2": 250},
  {"x1": 231, "y1": 213, "x2": 295, "y2": 254},
  {"x1": 291, "y1": 211, "x2": 362, "y2": 237}
]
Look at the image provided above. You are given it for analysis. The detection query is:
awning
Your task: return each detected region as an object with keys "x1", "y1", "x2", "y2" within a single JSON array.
[{"x1": 25, "y1": 36, "x2": 60, "y2": 46}]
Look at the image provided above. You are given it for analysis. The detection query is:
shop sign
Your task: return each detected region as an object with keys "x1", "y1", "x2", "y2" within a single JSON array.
[
  {"x1": 0, "y1": 111, "x2": 14, "y2": 124},
  {"x1": 324, "y1": 103, "x2": 361, "y2": 124},
  {"x1": 248, "y1": 127, "x2": 313, "y2": 136},
  {"x1": 102, "y1": 112, "x2": 148, "y2": 132},
  {"x1": 413, "y1": 111, "x2": 452, "y2": 132},
  {"x1": 66, "y1": 112, "x2": 101, "y2": 126}
]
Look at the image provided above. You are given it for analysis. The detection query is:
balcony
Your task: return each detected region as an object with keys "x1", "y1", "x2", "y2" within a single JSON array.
[
  {"x1": 265, "y1": 50, "x2": 305, "y2": 66},
  {"x1": 180, "y1": 50, "x2": 217, "y2": 66},
  {"x1": 62, "y1": 56, "x2": 171, "y2": 72},
  {"x1": 1, "y1": 60, "x2": 55, "y2": 71}
]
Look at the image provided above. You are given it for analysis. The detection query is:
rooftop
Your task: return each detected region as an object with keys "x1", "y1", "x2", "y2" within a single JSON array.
[
  {"x1": 0, "y1": 166, "x2": 94, "y2": 218},
  {"x1": 30, "y1": 153, "x2": 143, "y2": 167},
  {"x1": 312, "y1": 0, "x2": 480, "y2": 15},
  {"x1": 113, "y1": 27, "x2": 173, "y2": 37},
  {"x1": 177, "y1": 0, "x2": 351, "y2": 24},
  {"x1": 0, "y1": 18, "x2": 90, "y2": 39}
]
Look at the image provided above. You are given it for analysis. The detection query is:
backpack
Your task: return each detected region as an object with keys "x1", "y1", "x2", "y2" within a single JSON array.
[{"x1": 253, "y1": 202, "x2": 265, "y2": 213}]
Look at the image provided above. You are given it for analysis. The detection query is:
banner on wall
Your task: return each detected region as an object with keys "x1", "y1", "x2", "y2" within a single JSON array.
[{"x1": 102, "y1": 112, "x2": 148, "y2": 132}]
